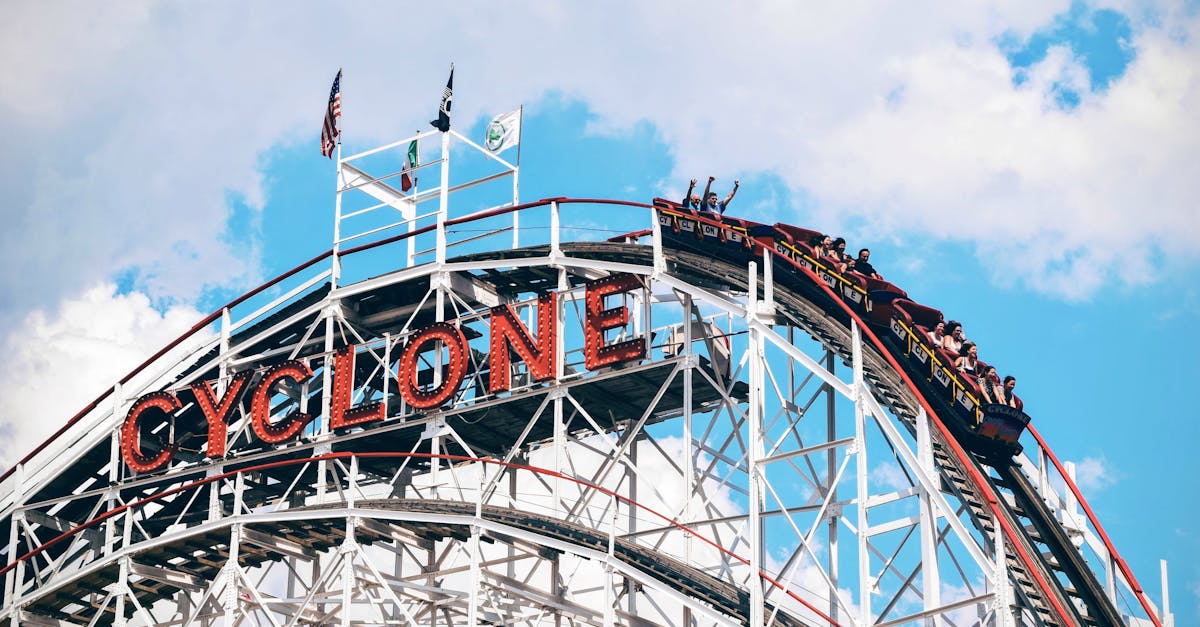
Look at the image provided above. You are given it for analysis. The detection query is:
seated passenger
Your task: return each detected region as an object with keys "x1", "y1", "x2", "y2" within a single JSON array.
[
  {"x1": 809, "y1": 234, "x2": 830, "y2": 260},
  {"x1": 682, "y1": 178, "x2": 701, "y2": 210},
  {"x1": 831, "y1": 237, "x2": 852, "y2": 272},
  {"x1": 699, "y1": 176, "x2": 739, "y2": 214},
  {"x1": 942, "y1": 321, "x2": 964, "y2": 354},
  {"x1": 955, "y1": 341, "x2": 978, "y2": 376},
  {"x1": 1000, "y1": 376, "x2": 1023, "y2": 410},
  {"x1": 926, "y1": 321, "x2": 946, "y2": 347},
  {"x1": 854, "y1": 248, "x2": 882, "y2": 279},
  {"x1": 978, "y1": 366, "x2": 1000, "y2": 403}
]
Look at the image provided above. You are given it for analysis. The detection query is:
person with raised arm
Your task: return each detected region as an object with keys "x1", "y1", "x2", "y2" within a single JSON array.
[
  {"x1": 698, "y1": 176, "x2": 739, "y2": 214},
  {"x1": 682, "y1": 179, "x2": 701, "y2": 210}
]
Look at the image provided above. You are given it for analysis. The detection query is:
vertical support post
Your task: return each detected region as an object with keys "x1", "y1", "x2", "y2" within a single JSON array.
[
  {"x1": 436, "y1": 130, "x2": 450, "y2": 265},
  {"x1": 107, "y1": 383, "x2": 125, "y2": 555},
  {"x1": 219, "y1": 307, "x2": 231, "y2": 383},
  {"x1": 682, "y1": 294, "x2": 694, "y2": 555},
  {"x1": 747, "y1": 261, "x2": 765, "y2": 627},
  {"x1": 432, "y1": 277, "x2": 447, "y2": 501},
  {"x1": 115, "y1": 552, "x2": 129, "y2": 627},
  {"x1": 851, "y1": 321, "x2": 870, "y2": 625},
  {"x1": 825, "y1": 348, "x2": 840, "y2": 625},
  {"x1": 318, "y1": 307, "x2": 336, "y2": 502},
  {"x1": 1161, "y1": 559, "x2": 1172, "y2": 627},
  {"x1": 762, "y1": 247, "x2": 774, "y2": 313},
  {"x1": 604, "y1": 494, "x2": 617, "y2": 627},
  {"x1": 549, "y1": 201, "x2": 561, "y2": 259},
  {"x1": 553, "y1": 267, "x2": 568, "y2": 517},
  {"x1": 650, "y1": 207, "x2": 666, "y2": 275},
  {"x1": 4, "y1": 463, "x2": 25, "y2": 606},
  {"x1": 207, "y1": 466, "x2": 222, "y2": 522},
  {"x1": 552, "y1": 555, "x2": 563, "y2": 627},
  {"x1": 223, "y1": 521, "x2": 243, "y2": 626},
  {"x1": 332, "y1": 160, "x2": 344, "y2": 289},
  {"x1": 348, "y1": 455, "x2": 358, "y2": 508},
  {"x1": 626, "y1": 443, "x2": 638, "y2": 616},
  {"x1": 916, "y1": 408, "x2": 943, "y2": 625},
  {"x1": 995, "y1": 510, "x2": 1014, "y2": 627},
  {"x1": 341, "y1": 517, "x2": 356, "y2": 627},
  {"x1": 468, "y1": 524, "x2": 481, "y2": 627},
  {"x1": 382, "y1": 332, "x2": 392, "y2": 418}
]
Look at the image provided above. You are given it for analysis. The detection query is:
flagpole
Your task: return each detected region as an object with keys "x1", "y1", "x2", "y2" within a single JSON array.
[
  {"x1": 512, "y1": 105, "x2": 522, "y2": 249},
  {"x1": 437, "y1": 122, "x2": 450, "y2": 266},
  {"x1": 408, "y1": 131, "x2": 417, "y2": 268},
  {"x1": 331, "y1": 68, "x2": 344, "y2": 290}
]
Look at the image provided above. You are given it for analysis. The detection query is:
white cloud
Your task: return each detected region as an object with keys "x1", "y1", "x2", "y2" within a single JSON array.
[
  {"x1": 0, "y1": 283, "x2": 202, "y2": 467},
  {"x1": 1070, "y1": 455, "x2": 1119, "y2": 492},
  {"x1": 871, "y1": 460, "x2": 914, "y2": 493},
  {"x1": 2, "y1": 0, "x2": 1196, "y2": 333}
]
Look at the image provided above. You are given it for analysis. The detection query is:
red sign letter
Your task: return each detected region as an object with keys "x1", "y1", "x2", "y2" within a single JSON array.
[
  {"x1": 584, "y1": 273, "x2": 646, "y2": 370},
  {"x1": 189, "y1": 371, "x2": 252, "y2": 459},
  {"x1": 397, "y1": 323, "x2": 469, "y2": 409},
  {"x1": 251, "y1": 360, "x2": 315, "y2": 444},
  {"x1": 330, "y1": 345, "x2": 385, "y2": 429},
  {"x1": 120, "y1": 391, "x2": 182, "y2": 473},
  {"x1": 488, "y1": 292, "x2": 557, "y2": 393}
]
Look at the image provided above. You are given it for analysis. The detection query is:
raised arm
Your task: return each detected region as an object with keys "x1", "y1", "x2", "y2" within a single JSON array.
[
  {"x1": 683, "y1": 178, "x2": 696, "y2": 206},
  {"x1": 723, "y1": 179, "x2": 740, "y2": 205},
  {"x1": 702, "y1": 176, "x2": 714, "y2": 205}
]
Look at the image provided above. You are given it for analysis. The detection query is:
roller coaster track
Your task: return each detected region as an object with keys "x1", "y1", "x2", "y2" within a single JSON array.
[
  {"x1": 0, "y1": 197, "x2": 1161, "y2": 626},
  {"x1": 655, "y1": 240, "x2": 1117, "y2": 626},
  {"x1": 0, "y1": 453, "x2": 829, "y2": 627},
  {"x1": 678, "y1": 207, "x2": 1161, "y2": 626}
]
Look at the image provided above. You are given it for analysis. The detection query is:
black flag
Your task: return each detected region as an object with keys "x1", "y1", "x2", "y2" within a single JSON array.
[{"x1": 430, "y1": 64, "x2": 453, "y2": 132}]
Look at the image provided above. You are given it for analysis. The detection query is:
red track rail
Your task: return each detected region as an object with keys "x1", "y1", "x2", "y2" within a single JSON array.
[{"x1": 1027, "y1": 425, "x2": 1161, "y2": 625}]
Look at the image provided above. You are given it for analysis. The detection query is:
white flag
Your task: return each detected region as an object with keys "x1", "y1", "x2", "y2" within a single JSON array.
[{"x1": 484, "y1": 108, "x2": 521, "y2": 153}]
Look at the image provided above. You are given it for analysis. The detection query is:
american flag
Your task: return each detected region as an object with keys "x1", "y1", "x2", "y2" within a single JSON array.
[{"x1": 320, "y1": 69, "x2": 342, "y2": 158}]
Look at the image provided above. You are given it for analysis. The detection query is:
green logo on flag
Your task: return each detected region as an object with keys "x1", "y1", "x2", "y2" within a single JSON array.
[{"x1": 485, "y1": 120, "x2": 506, "y2": 152}]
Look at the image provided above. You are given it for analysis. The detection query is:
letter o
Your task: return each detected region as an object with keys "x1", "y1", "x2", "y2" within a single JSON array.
[{"x1": 397, "y1": 323, "x2": 468, "y2": 409}]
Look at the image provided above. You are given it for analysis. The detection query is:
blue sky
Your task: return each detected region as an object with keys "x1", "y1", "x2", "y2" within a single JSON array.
[{"x1": 1, "y1": 0, "x2": 1197, "y2": 622}]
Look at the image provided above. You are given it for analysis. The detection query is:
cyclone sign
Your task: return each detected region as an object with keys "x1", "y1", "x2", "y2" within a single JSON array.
[{"x1": 119, "y1": 273, "x2": 646, "y2": 473}]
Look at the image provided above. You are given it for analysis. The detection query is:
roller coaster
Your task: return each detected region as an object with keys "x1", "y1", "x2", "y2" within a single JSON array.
[{"x1": 0, "y1": 131, "x2": 1172, "y2": 626}]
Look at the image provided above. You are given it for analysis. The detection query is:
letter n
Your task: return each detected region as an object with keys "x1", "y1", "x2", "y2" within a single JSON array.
[{"x1": 488, "y1": 292, "x2": 557, "y2": 393}]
